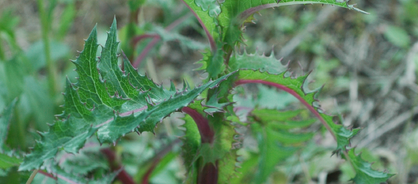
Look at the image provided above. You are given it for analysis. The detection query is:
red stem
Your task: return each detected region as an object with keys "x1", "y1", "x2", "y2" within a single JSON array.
[
  {"x1": 180, "y1": 0, "x2": 216, "y2": 52},
  {"x1": 101, "y1": 148, "x2": 135, "y2": 184},
  {"x1": 38, "y1": 170, "x2": 57, "y2": 180},
  {"x1": 235, "y1": 79, "x2": 336, "y2": 141},
  {"x1": 197, "y1": 161, "x2": 218, "y2": 184},
  {"x1": 132, "y1": 13, "x2": 192, "y2": 68},
  {"x1": 131, "y1": 34, "x2": 160, "y2": 48},
  {"x1": 182, "y1": 107, "x2": 214, "y2": 143}
]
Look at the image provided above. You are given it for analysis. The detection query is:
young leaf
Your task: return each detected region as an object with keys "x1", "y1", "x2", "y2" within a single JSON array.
[
  {"x1": 151, "y1": 26, "x2": 208, "y2": 50},
  {"x1": 44, "y1": 160, "x2": 119, "y2": 184},
  {"x1": 228, "y1": 50, "x2": 287, "y2": 75},
  {"x1": 180, "y1": 114, "x2": 200, "y2": 179},
  {"x1": 196, "y1": 41, "x2": 226, "y2": 79},
  {"x1": 345, "y1": 149, "x2": 395, "y2": 183},
  {"x1": 0, "y1": 153, "x2": 22, "y2": 170},
  {"x1": 19, "y1": 18, "x2": 234, "y2": 171}
]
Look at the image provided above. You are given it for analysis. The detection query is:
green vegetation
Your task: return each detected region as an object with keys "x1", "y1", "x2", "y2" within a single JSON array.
[{"x1": 1, "y1": 0, "x2": 417, "y2": 183}]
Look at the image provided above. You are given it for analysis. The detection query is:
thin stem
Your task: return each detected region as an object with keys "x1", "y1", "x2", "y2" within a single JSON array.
[
  {"x1": 25, "y1": 170, "x2": 39, "y2": 184},
  {"x1": 15, "y1": 106, "x2": 27, "y2": 150},
  {"x1": 131, "y1": 34, "x2": 160, "y2": 48},
  {"x1": 0, "y1": 40, "x2": 5, "y2": 61},
  {"x1": 37, "y1": 0, "x2": 58, "y2": 95},
  {"x1": 101, "y1": 148, "x2": 135, "y2": 184},
  {"x1": 38, "y1": 170, "x2": 57, "y2": 180}
]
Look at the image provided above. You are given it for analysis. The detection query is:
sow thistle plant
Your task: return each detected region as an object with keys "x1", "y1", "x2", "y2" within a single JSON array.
[{"x1": 0, "y1": 0, "x2": 395, "y2": 183}]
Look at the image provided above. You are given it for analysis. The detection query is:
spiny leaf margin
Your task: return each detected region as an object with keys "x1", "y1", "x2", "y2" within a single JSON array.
[
  {"x1": 19, "y1": 18, "x2": 234, "y2": 171},
  {"x1": 234, "y1": 68, "x2": 392, "y2": 182}
]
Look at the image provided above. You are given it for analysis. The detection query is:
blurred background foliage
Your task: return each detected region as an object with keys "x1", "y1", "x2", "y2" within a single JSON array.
[{"x1": 0, "y1": 0, "x2": 417, "y2": 183}]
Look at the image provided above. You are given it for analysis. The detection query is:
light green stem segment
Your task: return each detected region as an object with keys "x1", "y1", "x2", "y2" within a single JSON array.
[{"x1": 37, "y1": 0, "x2": 58, "y2": 95}]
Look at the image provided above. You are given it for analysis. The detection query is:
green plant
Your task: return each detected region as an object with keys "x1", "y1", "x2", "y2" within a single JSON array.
[{"x1": 1, "y1": 0, "x2": 395, "y2": 183}]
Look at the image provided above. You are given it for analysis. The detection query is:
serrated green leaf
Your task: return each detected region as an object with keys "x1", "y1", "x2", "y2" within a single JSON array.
[
  {"x1": 248, "y1": 108, "x2": 315, "y2": 183},
  {"x1": 45, "y1": 160, "x2": 119, "y2": 184},
  {"x1": 20, "y1": 18, "x2": 234, "y2": 171},
  {"x1": 0, "y1": 153, "x2": 22, "y2": 169},
  {"x1": 61, "y1": 153, "x2": 108, "y2": 175},
  {"x1": 219, "y1": 0, "x2": 367, "y2": 45},
  {"x1": 181, "y1": 114, "x2": 201, "y2": 170},
  {"x1": 235, "y1": 69, "x2": 392, "y2": 183},
  {"x1": 251, "y1": 125, "x2": 299, "y2": 183},
  {"x1": 152, "y1": 26, "x2": 208, "y2": 50},
  {"x1": 346, "y1": 149, "x2": 394, "y2": 184},
  {"x1": 203, "y1": 90, "x2": 231, "y2": 115},
  {"x1": 237, "y1": 70, "x2": 358, "y2": 151},
  {"x1": 185, "y1": 0, "x2": 366, "y2": 48},
  {"x1": 229, "y1": 50, "x2": 287, "y2": 75},
  {"x1": 197, "y1": 41, "x2": 225, "y2": 79}
]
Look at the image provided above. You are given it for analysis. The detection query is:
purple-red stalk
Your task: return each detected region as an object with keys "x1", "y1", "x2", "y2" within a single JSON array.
[
  {"x1": 182, "y1": 107, "x2": 218, "y2": 183},
  {"x1": 101, "y1": 148, "x2": 135, "y2": 184},
  {"x1": 38, "y1": 170, "x2": 57, "y2": 180},
  {"x1": 132, "y1": 14, "x2": 192, "y2": 68},
  {"x1": 131, "y1": 34, "x2": 160, "y2": 47},
  {"x1": 180, "y1": 0, "x2": 216, "y2": 52},
  {"x1": 182, "y1": 107, "x2": 214, "y2": 143},
  {"x1": 197, "y1": 161, "x2": 219, "y2": 184}
]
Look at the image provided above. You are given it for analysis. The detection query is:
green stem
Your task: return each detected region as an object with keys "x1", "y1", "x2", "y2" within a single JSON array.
[
  {"x1": 26, "y1": 170, "x2": 39, "y2": 184},
  {"x1": 37, "y1": 0, "x2": 58, "y2": 95},
  {"x1": 0, "y1": 39, "x2": 5, "y2": 61},
  {"x1": 15, "y1": 108, "x2": 27, "y2": 150}
]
